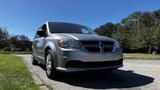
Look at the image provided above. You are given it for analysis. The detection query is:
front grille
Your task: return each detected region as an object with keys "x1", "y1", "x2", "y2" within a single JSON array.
[
  {"x1": 65, "y1": 59, "x2": 123, "y2": 68},
  {"x1": 80, "y1": 41, "x2": 114, "y2": 52}
]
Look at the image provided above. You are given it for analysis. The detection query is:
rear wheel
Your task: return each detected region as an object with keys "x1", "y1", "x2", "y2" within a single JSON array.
[{"x1": 45, "y1": 50, "x2": 57, "y2": 78}]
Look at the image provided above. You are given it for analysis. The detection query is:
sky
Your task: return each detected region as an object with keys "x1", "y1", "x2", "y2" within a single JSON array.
[{"x1": 0, "y1": 0, "x2": 160, "y2": 40}]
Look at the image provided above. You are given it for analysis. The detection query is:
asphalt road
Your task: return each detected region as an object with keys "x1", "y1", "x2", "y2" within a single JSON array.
[{"x1": 20, "y1": 55, "x2": 160, "y2": 90}]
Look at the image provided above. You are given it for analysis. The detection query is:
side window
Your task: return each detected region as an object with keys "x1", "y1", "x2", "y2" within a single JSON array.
[{"x1": 35, "y1": 24, "x2": 47, "y2": 38}]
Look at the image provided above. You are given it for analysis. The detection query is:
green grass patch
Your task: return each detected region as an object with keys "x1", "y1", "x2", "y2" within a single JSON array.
[
  {"x1": 0, "y1": 51, "x2": 32, "y2": 54},
  {"x1": 124, "y1": 53, "x2": 160, "y2": 60},
  {"x1": 0, "y1": 54, "x2": 39, "y2": 90}
]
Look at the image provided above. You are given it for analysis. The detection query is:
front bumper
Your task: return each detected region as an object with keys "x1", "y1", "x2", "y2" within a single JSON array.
[
  {"x1": 56, "y1": 48, "x2": 123, "y2": 72},
  {"x1": 56, "y1": 64, "x2": 123, "y2": 72}
]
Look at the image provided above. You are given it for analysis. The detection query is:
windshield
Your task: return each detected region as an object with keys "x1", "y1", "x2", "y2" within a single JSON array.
[{"x1": 49, "y1": 22, "x2": 96, "y2": 34}]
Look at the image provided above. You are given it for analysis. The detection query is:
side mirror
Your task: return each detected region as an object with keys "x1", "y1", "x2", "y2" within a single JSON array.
[{"x1": 37, "y1": 31, "x2": 45, "y2": 37}]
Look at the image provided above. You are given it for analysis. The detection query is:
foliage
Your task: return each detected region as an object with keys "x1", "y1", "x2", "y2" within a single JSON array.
[
  {"x1": 0, "y1": 27, "x2": 32, "y2": 51},
  {"x1": 95, "y1": 9, "x2": 160, "y2": 53},
  {"x1": 0, "y1": 27, "x2": 10, "y2": 49},
  {"x1": 10, "y1": 35, "x2": 32, "y2": 51},
  {"x1": 95, "y1": 22, "x2": 116, "y2": 37}
]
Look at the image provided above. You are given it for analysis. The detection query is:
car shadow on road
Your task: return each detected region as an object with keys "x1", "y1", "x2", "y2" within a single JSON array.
[
  {"x1": 52, "y1": 69, "x2": 154, "y2": 89},
  {"x1": 38, "y1": 64, "x2": 154, "y2": 89}
]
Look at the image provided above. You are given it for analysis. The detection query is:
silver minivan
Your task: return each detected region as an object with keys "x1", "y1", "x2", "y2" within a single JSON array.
[{"x1": 32, "y1": 22, "x2": 123, "y2": 78}]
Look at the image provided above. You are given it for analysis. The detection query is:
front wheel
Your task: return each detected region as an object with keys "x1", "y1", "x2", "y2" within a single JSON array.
[
  {"x1": 45, "y1": 50, "x2": 57, "y2": 78},
  {"x1": 32, "y1": 54, "x2": 38, "y2": 65}
]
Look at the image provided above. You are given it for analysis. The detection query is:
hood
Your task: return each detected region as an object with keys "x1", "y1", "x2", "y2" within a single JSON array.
[{"x1": 52, "y1": 33, "x2": 115, "y2": 41}]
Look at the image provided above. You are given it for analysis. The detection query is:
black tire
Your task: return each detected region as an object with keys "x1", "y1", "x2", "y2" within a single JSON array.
[
  {"x1": 32, "y1": 54, "x2": 38, "y2": 65},
  {"x1": 106, "y1": 68, "x2": 117, "y2": 73},
  {"x1": 45, "y1": 50, "x2": 57, "y2": 78}
]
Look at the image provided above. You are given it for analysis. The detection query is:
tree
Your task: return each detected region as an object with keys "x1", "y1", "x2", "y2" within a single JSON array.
[
  {"x1": 95, "y1": 22, "x2": 116, "y2": 37},
  {"x1": 0, "y1": 27, "x2": 10, "y2": 50},
  {"x1": 10, "y1": 35, "x2": 32, "y2": 51},
  {"x1": 0, "y1": 26, "x2": 32, "y2": 51},
  {"x1": 112, "y1": 24, "x2": 130, "y2": 52},
  {"x1": 94, "y1": 9, "x2": 160, "y2": 53}
]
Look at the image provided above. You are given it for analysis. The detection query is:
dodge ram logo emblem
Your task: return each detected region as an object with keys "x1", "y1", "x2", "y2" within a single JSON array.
[{"x1": 99, "y1": 42, "x2": 104, "y2": 52}]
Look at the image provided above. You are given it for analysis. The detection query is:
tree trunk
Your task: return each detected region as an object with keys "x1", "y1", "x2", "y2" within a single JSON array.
[{"x1": 149, "y1": 44, "x2": 152, "y2": 54}]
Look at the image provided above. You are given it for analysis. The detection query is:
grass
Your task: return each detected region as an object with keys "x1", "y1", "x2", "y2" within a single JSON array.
[
  {"x1": 0, "y1": 51, "x2": 32, "y2": 54},
  {"x1": 124, "y1": 53, "x2": 160, "y2": 60},
  {"x1": 0, "y1": 54, "x2": 39, "y2": 90}
]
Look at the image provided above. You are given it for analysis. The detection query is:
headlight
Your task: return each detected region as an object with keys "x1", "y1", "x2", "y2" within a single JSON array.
[
  {"x1": 58, "y1": 39, "x2": 80, "y2": 48},
  {"x1": 114, "y1": 41, "x2": 122, "y2": 52},
  {"x1": 114, "y1": 41, "x2": 120, "y2": 48}
]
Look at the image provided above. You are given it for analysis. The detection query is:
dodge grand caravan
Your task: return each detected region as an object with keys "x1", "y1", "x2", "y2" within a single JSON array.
[{"x1": 32, "y1": 22, "x2": 123, "y2": 78}]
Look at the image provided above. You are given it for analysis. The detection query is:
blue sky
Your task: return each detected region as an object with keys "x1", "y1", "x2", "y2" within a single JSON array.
[{"x1": 0, "y1": 0, "x2": 160, "y2": 39}]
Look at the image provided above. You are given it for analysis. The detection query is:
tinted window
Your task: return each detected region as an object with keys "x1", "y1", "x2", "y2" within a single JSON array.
[{"x1": 49, "y1": 22, "x2": 95, "y2": 34}]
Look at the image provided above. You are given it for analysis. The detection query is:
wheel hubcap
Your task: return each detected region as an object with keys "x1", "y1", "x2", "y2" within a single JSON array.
[{"x1": 46, "y1": 54, "x2": 52, "y2": 75}]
